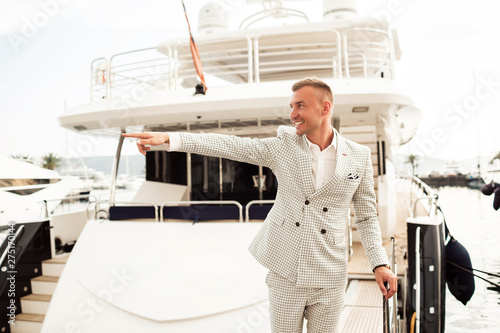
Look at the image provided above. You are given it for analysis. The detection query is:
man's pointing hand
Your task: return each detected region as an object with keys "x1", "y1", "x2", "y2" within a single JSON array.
[{"x1": 122, "y1": 132, "x2": 170, "y2": 155}]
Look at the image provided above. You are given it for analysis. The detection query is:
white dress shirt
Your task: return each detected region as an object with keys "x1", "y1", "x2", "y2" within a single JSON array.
[
  {"x1": 165, "y1": 128, "x2": 337, "y2": 191},
  {"x1": 304, "y1": 128, "x2": 337, "y2": 191}
]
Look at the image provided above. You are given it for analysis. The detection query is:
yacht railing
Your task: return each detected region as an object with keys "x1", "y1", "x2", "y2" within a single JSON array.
[
  {"x1": 160, "y1": 200, "x2": 243, "y2": 223},
  {"x1": 172, "y1": 36, "x2": 253, "y2": 87},
  {"x1": 245, "y1": 199, "x2": 275, "y2": 222},
  {"x1": 409, "y1": 175, "x2": 439, "y2": 217},
  {"x1": 41, "y1": 194, "x2": 97, "y2": 219},
  {"x1": 343, "y1": 28, "x2": 395, "y2": 79},
  {"x1": 89, "y1": 26, "x2": 395, "y2": 99},
  {"x1": 254, "y1": 30, "x2": 342, "y2": 82}
]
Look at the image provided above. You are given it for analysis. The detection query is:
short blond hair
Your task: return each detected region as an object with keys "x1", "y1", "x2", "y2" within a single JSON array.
[{"x1": 291, "y1": 77, "x2": 333, "y2": 106}]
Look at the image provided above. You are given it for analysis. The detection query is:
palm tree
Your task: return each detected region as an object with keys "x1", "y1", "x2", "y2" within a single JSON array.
[
  {"x1": 406, "y1": 154, "x2": 419, "y2": 175},
  {"x1": 10, "y1": 154, "x2": 34, "y2": 164},
  {"x1": 41, "y1": 153, "x2": 63, "y2": 170}
]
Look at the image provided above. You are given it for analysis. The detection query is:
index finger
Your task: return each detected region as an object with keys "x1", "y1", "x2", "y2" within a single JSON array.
[
  {"x1": 390, "y1": 275, "x2": 398, "y2": 294},
  {"x1": 122, "y1": 133, "x2": 151, "y2": 139}
]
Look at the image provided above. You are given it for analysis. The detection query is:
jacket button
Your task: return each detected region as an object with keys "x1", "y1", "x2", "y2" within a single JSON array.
[
  {"x1": 323, "y1": 207, "x2": 328, "y2": 212},
  {"x1": 305, "y1": 200, "x2": 310, "y2": 205},
  {"x1": 321, "y1": 229, "x2": 326, "y2": 234},
  {"x1": 296, "y1": 222, "x2": 300, "y2": 227}
]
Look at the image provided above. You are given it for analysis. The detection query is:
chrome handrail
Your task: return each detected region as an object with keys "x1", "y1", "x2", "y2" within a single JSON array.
[
  {"x1": 415, "y1": 226, "x2": 421, "y2": 333},
  {"x1": 383, "y1": 237, "x2": 397, "y2": 333},
  {"x1": 160, "y1": 200, "x2": 243, "y2": 223},
  {"x1": 0, "y1": 224, "x2": 25, "y2": 272},
  {"x1": 410, "y1": 175, "x2": 434, "y2": 197},
  {"x1": 42, "y1": 194, "x2": 97, "y2": 218},
  {"x1": 410, "y1": 194, "x2": 439, "y2": 219},
  {"x1": 245, "y1": 200, "x2": 275, "y2": 222},
  {"x1": 391, "y1": 237, "x2": 398, "y2": 333}
]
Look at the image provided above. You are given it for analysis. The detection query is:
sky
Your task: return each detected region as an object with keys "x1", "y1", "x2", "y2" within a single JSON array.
[{"x1": 1, "y1": 0, "x2": 499, "y2": 169}]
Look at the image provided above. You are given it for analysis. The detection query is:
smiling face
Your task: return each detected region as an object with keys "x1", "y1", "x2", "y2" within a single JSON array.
[{"x1": 289, "y1": 86, "x2": 331, "y2": 138}]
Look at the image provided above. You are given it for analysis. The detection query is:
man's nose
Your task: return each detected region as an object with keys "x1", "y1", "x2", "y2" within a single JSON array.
[{"x1": 289, "y1": 107, "x2": 297, "y2": 120}]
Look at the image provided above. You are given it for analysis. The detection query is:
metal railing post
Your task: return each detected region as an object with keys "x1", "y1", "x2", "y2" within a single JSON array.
[
  {"x1": 245, "y1": 200, "x2": 275, "y2": 222},
  {"x1": 392, "y1": 237, "x2": 398, "y2": 333},
  {"x1": 332, "y1": 29, "x2": 342, "y2": 79},
  {"x1": 415, "y1": 226, "x2": 421, "y2": 333},
  {"x1": 246, "y1": 36, "x2": 253, "y2": 83},
  {"x1": 411, "y1": 194, "x2": 438, "y2": 219},
  {"x1": 106, "y1": 58, "x2": 111, "y2": 98},
  {"x1": 383, "y1": 236, "x2": 397, "y2": 333},
  {"x1": 253, "y1": 38, "x2": 260, "y2": 83},
  {"x1": 110, "y1": 130, "x2": 125, "y2": 206}
]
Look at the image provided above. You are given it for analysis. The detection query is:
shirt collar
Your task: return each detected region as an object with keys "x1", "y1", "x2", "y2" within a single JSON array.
[{"x1": 305, "y1": 126, "x2": 337, "y2": 152}]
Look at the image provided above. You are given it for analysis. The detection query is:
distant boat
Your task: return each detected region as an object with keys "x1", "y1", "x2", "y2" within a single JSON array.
[
  {"x1": 466, "y1": 175, "x2": 485, "y2": 189},
  {"x1": 442, "y1": 160, "x2": 464, "y2": 177},
  {"x1": 0, "y1": 156, "x2": 84, "y2": 222}
]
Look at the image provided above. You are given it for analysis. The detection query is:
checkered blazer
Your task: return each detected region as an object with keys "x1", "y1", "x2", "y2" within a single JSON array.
[{"x1": 178, "y1": 125, "x2": 388, "y2": 288}]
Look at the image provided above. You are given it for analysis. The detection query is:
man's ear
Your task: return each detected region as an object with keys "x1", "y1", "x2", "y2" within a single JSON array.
[{"x1": 323, "y1": 101, "x2": 332, "y2": 114}]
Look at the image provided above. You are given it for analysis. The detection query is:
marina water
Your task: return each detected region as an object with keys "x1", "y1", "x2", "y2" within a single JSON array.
[{"x1": 435, "y1": 187, "x2": 500, "y2": 332}]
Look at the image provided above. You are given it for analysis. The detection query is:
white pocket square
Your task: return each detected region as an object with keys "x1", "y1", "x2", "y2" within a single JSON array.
[{"x1": 346, "y1": 173, "x2": 359, "y2": 180}]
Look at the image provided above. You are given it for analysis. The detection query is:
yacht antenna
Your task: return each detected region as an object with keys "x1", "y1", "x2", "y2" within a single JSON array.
[{"x1": 181, "y1": 0, "x2": 207, "y2": 94}]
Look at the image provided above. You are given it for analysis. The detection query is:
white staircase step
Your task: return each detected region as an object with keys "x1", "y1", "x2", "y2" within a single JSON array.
[
  {"x1": 20, "y1": 294, "x2": 52, "y2": 315},
  {"x1": 10, "y1": 313, "x2": 44, "y2": 333},
  {"x1": 30, "y1": 275, "x2": 59, "y2": 295},
  {"x1": 41, "y1": 254, "x2": 69, "y2": 277}
]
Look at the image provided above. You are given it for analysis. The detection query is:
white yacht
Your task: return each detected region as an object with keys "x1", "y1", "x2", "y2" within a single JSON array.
[
  {"x1": 2, "y1": 1, "x2": 452, "y2": 332},
  {"x1": 0, "y1": 156, "x2": 83, "y2": 223}
]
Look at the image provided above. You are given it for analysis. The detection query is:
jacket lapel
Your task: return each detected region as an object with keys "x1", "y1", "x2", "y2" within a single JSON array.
[{"x1": 297, "y1": 135, "x2": 316, "y2": 197}]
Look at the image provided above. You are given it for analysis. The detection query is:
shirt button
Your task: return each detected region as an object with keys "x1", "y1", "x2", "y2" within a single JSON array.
[
  {"x1": 323, "y1": 207, "x2": 328, "y2": 212},
  {"x1": 305, "y1": 200, "x2": 310, "y2": 205},
  {"x1": 296, "y1": 222, "x2": 300, "y2": 227},
  {"x1": 321, "y1": 229, "x2": 326, "y2": 234}
]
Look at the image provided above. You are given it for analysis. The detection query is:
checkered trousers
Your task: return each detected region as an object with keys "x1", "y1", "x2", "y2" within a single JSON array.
[{"x1": 266, "y1": 270, "x2": 345, "y2": 333}]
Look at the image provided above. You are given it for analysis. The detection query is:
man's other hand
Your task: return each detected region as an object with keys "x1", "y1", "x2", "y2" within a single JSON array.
[{"x1": 375, "y1": 265, "x2": 398, "y2": 300}]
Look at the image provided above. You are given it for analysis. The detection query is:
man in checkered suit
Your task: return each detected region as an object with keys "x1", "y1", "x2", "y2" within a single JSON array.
[{"x1": 124, "y1": 78, "x2": 398, "y2": 332}]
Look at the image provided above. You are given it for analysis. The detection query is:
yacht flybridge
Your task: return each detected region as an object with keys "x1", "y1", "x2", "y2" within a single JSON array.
[{"x1": 1, "y1": 1, "x2": 455, "y2": 333}]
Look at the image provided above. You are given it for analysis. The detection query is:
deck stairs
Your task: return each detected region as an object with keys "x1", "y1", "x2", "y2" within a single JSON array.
[{"x1": 10, "y1": 254, "x2": 69, "y2": 333}]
